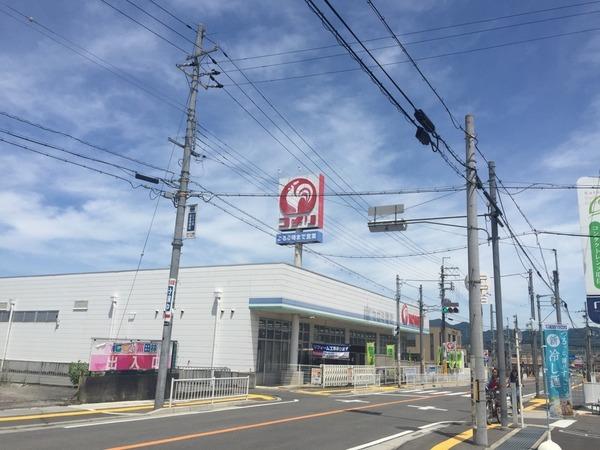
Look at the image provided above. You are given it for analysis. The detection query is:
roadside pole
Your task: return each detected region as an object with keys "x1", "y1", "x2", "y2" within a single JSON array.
[
  {"x1": 154, "y1": 24, "x2": 206, "y2": 410},
  {"x1": 396, "y1": 275, "x2": 402, "y2": 387},
  {"x1": 0, "y1": 300, "x2": 15, "y2": 373},
  {"x1": 419, "y1": 285, "x2": 424, "y2": 375},
  {"x1": 514, "y1": 316, "x2": 525, "y2": 428},
  {"x1": 529, "y1": 269, "x2": 540, "y2": 397},
  {"x1": 465, "y1": 114, "x2": 487, "y2": 446},
  {"x1": 552, "y1": 249, "x2": 562, "y2": 324},
  {"x1": 488, "y1": 160, "x2": 508, "y2": 427},
  {"x1": 537, "y1": 295, "x2": 547, "y2": 395},
  {"x1": 584, "y1": 303, "x2": 593, "y2": 383}
]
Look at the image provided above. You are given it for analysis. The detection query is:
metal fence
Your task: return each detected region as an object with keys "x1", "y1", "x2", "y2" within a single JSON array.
[
  {"x1": 403, "y1": 370, "x2": 470, "y2": 388},
  {"x1": 177, "y1": 366, "x2": 231, "y2": 379},
  {"x1": 169, "y1": 376, "x2": 249, "y2": 407}
]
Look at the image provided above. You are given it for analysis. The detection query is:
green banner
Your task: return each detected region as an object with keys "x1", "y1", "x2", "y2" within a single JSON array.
[
  {"x1": 590, "y1": 221, "x2": 600, "y2": 288},
  {"x1": 366, "y1": 342, "x2": 376, "y2": 365},
  {"x1": 386, "y1": 344, "x2": 395, "y2": 358}
]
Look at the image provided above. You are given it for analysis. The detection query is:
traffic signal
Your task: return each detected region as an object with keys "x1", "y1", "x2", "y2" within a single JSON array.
[{"x1": 442, "y1": 306, "x2": 459, "y2": 314}]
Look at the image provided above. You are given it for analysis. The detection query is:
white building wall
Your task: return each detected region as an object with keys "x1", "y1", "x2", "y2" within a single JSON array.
[{"x1": 0, "y1": 263, "x2": 423, "y2": 372}]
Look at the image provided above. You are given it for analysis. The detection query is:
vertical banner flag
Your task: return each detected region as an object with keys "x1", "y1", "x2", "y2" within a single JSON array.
[
  {"x1": 577, "y1": 177, "x2": 600, "y2": 324},
  {"x1": 543, "y1": 323, "x2": 573, "y2": 417},
  {"x1": 366, "y1": 342, "x2": 376, "y2": 365},
  {"x1": 184, "y1": 204, "x2": 197, "y2": 239},
  {"x1": 386, "y1": 344, "x2": 395, "y2": 358}
]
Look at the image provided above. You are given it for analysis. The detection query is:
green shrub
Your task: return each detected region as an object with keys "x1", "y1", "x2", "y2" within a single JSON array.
[{"x1": 68, "y1": 361, "x2": 89, "y2": 387}]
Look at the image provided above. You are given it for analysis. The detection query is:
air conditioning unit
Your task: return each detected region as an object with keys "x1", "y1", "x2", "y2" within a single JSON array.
[
  {"x1": 73, "y1": 300, "x2": 89, "y2": 311},
  {"x1": 0, "y1": 302, "x2": 9, "y2": 311}
]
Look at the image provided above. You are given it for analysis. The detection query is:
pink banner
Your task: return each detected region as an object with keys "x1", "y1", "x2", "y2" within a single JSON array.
[{"x1": 89, "y1": 340, "x2": 164, "y2": 372}]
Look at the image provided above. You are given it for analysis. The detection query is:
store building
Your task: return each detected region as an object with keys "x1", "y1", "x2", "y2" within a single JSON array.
[{"x1": 0, "y1": 263, "x2": 427, "y2": 385}]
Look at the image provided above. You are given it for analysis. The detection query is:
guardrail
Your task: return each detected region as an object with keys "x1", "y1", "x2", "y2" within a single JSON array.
[
  {"x1": 403, "y1": 371, "x2": 470, "y2": 388},
  {"x1": 169, "y1": 376, "x2": 249, "y2": 407}
]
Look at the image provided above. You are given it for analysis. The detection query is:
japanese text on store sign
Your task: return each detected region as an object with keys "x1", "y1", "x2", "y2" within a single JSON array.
[
  {"x1": 278, "y1": 175, "x2": 324, "y2": 231},
  {"x1": 543, "y1": 323, "x2": 572, "y2": 417},
  {"x1": 89, "y1": 340, "x2": 164, "y2": 372}
]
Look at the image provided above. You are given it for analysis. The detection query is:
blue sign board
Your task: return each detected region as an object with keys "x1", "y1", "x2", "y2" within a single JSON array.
[
  {"x1": 276, "y1": 230, "x2": 323, "y2": 245},
  {"x1": 587, "y1": 296, "x2": 600, "y2": 324},
  {"x1": 542, "y1": 323, "x2": 573, "y2": 417}
]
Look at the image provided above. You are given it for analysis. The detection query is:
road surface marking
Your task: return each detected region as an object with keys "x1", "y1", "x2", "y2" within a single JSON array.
[
  {"x1": 64, "y1": 399, "x2": 300, "y2": 429},
  {"x1": 433, "y1": 391, "x2": 452, "y2": 395},
  {"x1": 348, "y1": 421, "x2": 464, "y2": 450},
  {"x1": 550, "y1": 419, "x2": 576, "y2": 428},
  {"x1": 446, "y1": 391, "x2": 469, "y2": 396},
  {"x1": 0, "y1": 394, "x2": 277, "y2": 423},
  {"x1": 105, "y1": 392, "x2": 461, "y2": 450},
  {"x1": 524, "y1": 398, "x2": 546, "y2": 411},
  {"x1": 346, "y1": 430, "x2": 413, "y2": 450},
  {"x1": 407, "y1": 405, "x2": 448, "y2": 411},
  {"x1": 414, "y1": 390, "x2": 438, "y2": 394},
  {"x1": 336, "y1": 400, "x2": 370, "y2": 403},
  {"x1": 460, "y1": 394, "x2": 471, "y2": 398},
  {"x1": 430, "y1": 424, "x2": 500, "y2": 450}
]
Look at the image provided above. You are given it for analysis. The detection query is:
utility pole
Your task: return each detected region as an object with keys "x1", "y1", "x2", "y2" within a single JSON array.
[
  {"x1": 584, "y1": 303, "x2": 593, "y2": 383},
  {"x1": 506, "y1": 317, "x2": 513, "y2": 372},
  {"x1": 514, "y1": 316, "x2": 525, "y2": 428},
  {"x1": 440, "y1": 264, "x2": 446, "y2": 350},
  {"x1": 488, "y1": 160, "x2": 508, "y2": 427},
  {"x1": 537, "y1": 295, "x2": 547, "y2": 394},
  {"x1": 465, "y1": 114, "x2": 487, "y2": 446},
  {"x1": 490, "y1": 304, "x2": 495, "y2": 367},
  {"x1": 419, "y1": 284, "x2": 424, "y2": 375},
  {"x1": 154, "y1": 24, "x2": 206, "y2": 410},
  {"x1": 396, "y1": 275, "x2": 402, "y2": 386},
  {"x1": 294, "y1": 243, "x2": 303, "y2": 267},
  {"x1": 528, "y1": 269, "x2": 540, "y2": 397},
  {"x1": 552, "y1": 249, "x2": 562, "y2": 324}
]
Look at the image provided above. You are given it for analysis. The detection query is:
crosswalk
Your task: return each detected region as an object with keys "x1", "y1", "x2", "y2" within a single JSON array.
[{"x1": 375, "y1": 389, "x2": 470, "y2": 398}]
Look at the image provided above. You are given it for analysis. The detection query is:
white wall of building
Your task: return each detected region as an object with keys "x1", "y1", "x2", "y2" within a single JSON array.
[{"x1": 0, "y1": 263, "x2": 423, "y2": 372}]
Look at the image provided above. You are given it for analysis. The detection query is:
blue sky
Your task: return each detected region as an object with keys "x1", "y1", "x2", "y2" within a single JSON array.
[{"x1": 1, "y1": 0, "x2": 599, "y2": 329}]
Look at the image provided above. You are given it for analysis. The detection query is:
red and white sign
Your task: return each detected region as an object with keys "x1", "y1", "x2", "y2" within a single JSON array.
[
  {"x1": 445, "y1": 342, "x2": 456, "y2": 351},
  {"x1": 401, "y1": 303, "x2": 421, "y2": 327},
  {"x1": 278, "y1": 174, "x2": 325, "y2": 231}
]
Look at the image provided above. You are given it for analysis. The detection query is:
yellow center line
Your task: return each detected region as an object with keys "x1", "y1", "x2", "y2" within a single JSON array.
[
  {"x1": 105, "y1": 392, "x2": 456, "y2": 450},
  {"x1": 523, "y1": 398, "x2": 546, "y2": 412},
  {"x1": 430, "y1": 424, "x2": 501, "y2": 450}
]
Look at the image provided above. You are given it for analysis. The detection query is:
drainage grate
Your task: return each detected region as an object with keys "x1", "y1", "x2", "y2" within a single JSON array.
[{"x1": 496, "y1": 427, "x2": 546, "y2": 450}]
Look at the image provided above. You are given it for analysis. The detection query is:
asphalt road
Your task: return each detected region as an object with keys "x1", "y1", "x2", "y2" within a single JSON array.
[
  {"x1": 0, "y1": 380, "x2": 588, "y2": 450},
  {"x1": 0, "y1": 386, "x2": 476, "y2": 450}
]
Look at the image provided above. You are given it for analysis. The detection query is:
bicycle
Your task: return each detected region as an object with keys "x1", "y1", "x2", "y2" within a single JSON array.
[{"x1": 486, "y1": 387, "x2": 501, "y2": 424}]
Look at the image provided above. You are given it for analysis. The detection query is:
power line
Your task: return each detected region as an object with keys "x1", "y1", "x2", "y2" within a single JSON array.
[
  {"x1": 97, "y1": 0, "x2": 188, "y2": 53},
  {"x1": 148, "y1": 0, "x2": 194, "y2": 30},
  {"x1": 0, "y1": 111, "x2": 174, "y2": 175},
  {"x1": 227, "y1": 25, "x2": 600, "y2": 85},
  {"x1": 0, "y1": 136, "x2": 163, "y2": 195},
  {"x1": 219, "y1": 1, "x2": 600, "y2": 63}
]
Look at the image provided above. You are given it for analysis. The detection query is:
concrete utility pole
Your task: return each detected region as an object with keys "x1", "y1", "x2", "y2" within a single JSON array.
[
  {"x1": 537, "y1": 295, "x2": 547, "y2": 393},
  {"x1": 528, "y1": 269, "x2": 540, "y2": 397},
  {"x1": 584, "y1": 303, "x2": 593, "y2": 383},
  {"x1": 506, "y1": 317, "x2": 513, "y2": 371},
  {"x1": 514, "y1": 316, "x2": 525, "y2": 429},
  {"x1": 419, "y1": 285, "x2": 424, "y2": 375},
  {"x1": 488, "y1": 160, "x2": 508, "y2": 427},
  {"x1": 490, "y1": 304, "x2": 495, "y2": 367},
  {"x1": 396, "y1": 275, "x2": 402, "y2": 386},
  {"x1": 440, "y1": 264, "x2": 446, "y2": 349},
  {"x1": 552, "y1": 249, "x2": 562, "y2": 324},
  {"x1": 465, "y1": 114, "x2": 487, "y2": 446},
  {"x1": 154, "y1": 24, "x2": 206, "y2": 410},
  {"x1": 294, "y1": 243, "x2": 303, "y2": 267}
]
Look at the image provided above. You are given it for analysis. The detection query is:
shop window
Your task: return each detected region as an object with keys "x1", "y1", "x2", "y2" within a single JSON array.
[{"x1": 313, "y1": 325, "x2": 345, "y2": 344}]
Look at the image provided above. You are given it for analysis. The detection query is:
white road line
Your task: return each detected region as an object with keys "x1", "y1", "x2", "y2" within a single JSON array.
[
  {"x1": 432, "y1": 391, "x2": 451, "y2": 395},
  {"x1": 413, "y1": 390, "x2": 438, "y2": 394},
  {"x1": 346, "y1": 430, "x2": 413, "y2": 450},
  {"x1": 407, "y1": 405, "x2": 448, "y2": 412},
  {"x1": 398, "y1": 389, "x2": 421, "y2": 393},
  {"x1": 63, "y1": 399, "x2": 300, "y2": 429},
  {"x1": 461, "y1": 394, "x2": 471, "y2": 397},
  {"x1": 347, "y1": 421, "x2": 461, "y2": 449},
  {"x1": 446, "y1": 391, "x2": 469, "y2": 396},
  {"x1": 550, "y1": 419, "x2": 576, "y2": 428}
]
